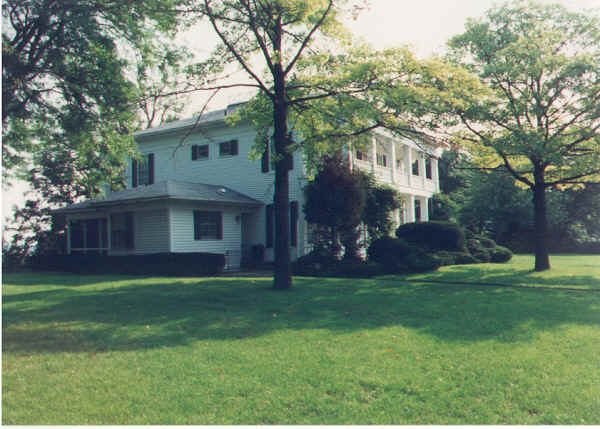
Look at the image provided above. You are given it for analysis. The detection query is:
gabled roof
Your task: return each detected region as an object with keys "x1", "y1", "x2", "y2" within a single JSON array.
[{"x1": 52, "y1": 181, "x2": 263, "y2": 214}]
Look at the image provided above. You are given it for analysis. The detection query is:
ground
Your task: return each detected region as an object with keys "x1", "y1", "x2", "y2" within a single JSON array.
[{"x1": 2, "y1": 254, "x2": 599, "y2": 424}]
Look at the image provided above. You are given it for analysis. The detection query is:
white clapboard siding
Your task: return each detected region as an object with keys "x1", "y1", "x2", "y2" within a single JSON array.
[
  {"x1": 133, "y1": 123, "x2": 305, "y2": 205},
  {"x1": 170, "y1": 204, "x2": 242, "y2": 258},
  {"x1": 133, "y1": 209, "x2": 170, "y2": 254}
]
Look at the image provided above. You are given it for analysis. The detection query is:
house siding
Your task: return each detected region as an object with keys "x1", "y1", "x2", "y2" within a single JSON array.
[
  {"x1": 170, "y1": 202, "x2": 245, "y2": 268},
  {"x1": 133, "y1": 209, "x2": 170, "y2": 254}
]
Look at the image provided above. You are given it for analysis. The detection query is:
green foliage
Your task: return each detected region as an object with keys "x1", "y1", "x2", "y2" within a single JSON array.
[
  {"x1": 396, "y1": 221, "x2": 466, "y2": 252},
  {"x1": 367, "y1": 237, "x2": 441, "y2": 274},
  {"x1": 433, "y1": 251, "x2": 478, "y2": 266},
  {"x1": 448, "y1": 1, "x2": 600, "y2": 270},
  {"x1": 429, "y1": 193, "x2": 458, "y2": 222},
  {"x1": 490, "y1": 246, "x2": 514, "y2": 263},
  {"x1": 362, "y1": 178, "x2": 401, "y2": 241}
]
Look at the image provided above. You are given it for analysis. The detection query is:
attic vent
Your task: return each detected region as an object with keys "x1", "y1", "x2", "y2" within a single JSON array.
[{"x1": 216, "y1": 187, "x2": 227, "y2": 195}]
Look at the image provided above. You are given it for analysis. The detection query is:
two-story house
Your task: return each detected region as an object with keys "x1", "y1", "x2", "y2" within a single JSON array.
[{"x1": 55, "y1": 104, "x2": 440, "y2": 269}]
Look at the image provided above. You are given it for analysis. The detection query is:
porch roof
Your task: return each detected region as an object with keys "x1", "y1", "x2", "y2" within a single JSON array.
[{"x1": 52, "y1": 181, "x2": 264, "y2": 214}]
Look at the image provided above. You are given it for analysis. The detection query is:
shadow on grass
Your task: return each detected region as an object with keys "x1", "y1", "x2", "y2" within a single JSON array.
[
  {"x1": 3, "y1": 271, "x2": 600, "y2": 356},
  {"x1": 404, "y1": 266, "x2": 600, "y2": 290}
]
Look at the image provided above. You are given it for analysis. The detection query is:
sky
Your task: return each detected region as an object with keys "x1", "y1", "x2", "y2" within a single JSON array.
[{"x1": 2, "y1": 0, "x2": 600, "y2": 226}]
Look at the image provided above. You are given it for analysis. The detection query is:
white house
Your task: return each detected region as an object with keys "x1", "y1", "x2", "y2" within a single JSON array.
[{"x1": 55, "y1": 104, "x2": 440, "y2": 269}]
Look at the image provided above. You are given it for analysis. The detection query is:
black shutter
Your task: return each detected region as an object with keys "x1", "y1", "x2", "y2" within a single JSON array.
[
  {"x1": 266, "y1": 204, "x2": 274, "y2": 248},
  {"x1": 192, "y1": 145, "x2": 198, "y2": 160},
  {"x1": 132, "y1": 159, "x2": 138, "y2": 188},
  {"x1": 193, "y1": 211, "x2": 199, "y2": 240},
  {"x1": 148, "y1": 153, "x2": 154, "y2": 184},
  {"x1": 290, "y1": 201, "x2": 298, "y2": 247},
  {"x1": 261, "y1": 141, "x2": 269, "y2": 173},
  {"x1": 231, "y1": 140, "x2": 238, "y2": 156}
]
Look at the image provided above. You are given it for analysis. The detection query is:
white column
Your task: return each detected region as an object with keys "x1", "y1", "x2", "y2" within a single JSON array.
[
  {"x1": 405, "y1": 146, "x2": 412, "y2": 187},
  {"x1": 390, "y1": 141, "x2": 396, "y2": 183},
  {"x1": 408, "y1": 195, "x2": 415, "y2": 223},
  {"x1": 348, "y1": 144, "x2": 354, "y2": 172},
  {"x1": 371, "y1": 135, "x2": 377, "y2": 173},
  {"x1": 420, "y1": 154, "x2": 426, "y2": 189},
  {"x1": 423, "y1": 198, "x2": 430, "y2": 221}
]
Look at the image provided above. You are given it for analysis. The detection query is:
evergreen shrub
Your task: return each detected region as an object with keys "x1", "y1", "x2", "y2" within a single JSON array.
[{"x1": 395, "y1": 221, "x2": 466, "y2": 252}]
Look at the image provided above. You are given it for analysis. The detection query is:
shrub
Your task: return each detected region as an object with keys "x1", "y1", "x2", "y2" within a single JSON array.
[
  {"x1": 433, "y1": 251, "x2": 478, "y2": 266},
  {"x1": 292, "y1": 251, "x2": 338, "y2": 277},
  {"x1": 32, "y1": 252, "x2": 226, "y2": 276},
  {"x1": 490, "y1": 245, "x2": 513, "y2": 263},
  {"x1": 367, "y1": 237, "x2": 441, "y2": 273},
  {"x1": 334, "y1": 259, "x2": 386, "y2": 278},
  {"x1": 367, "y1": 237, "x2": 413, "y2": 267},
  {"x1": 395, "y1": 221, "x2": 466, "y2": 252},
  {"x1": 475, "y1": 235, "x2": 496, "y2": 249}
]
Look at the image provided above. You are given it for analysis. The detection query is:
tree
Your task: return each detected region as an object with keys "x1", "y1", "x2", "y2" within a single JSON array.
[
  {"x1": 190, "y1": 0, "x2": 483, "y2": 289},
  {"x1": 303, "y1": 155, "x2": 366, "y2": 259},
  {"x1": 448, "y1": 1, "x2": 600, "y2": 271},
  {"x1": 2, "y1": 0, "x2": 185, "y2": 260}
]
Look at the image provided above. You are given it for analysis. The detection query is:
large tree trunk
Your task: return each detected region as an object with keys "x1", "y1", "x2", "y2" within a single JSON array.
[
  {"x1": 532, "y1": 167, "x2": 550, "y2": 271},
  {"x1": 272, "y1": 72, "x2": 292, "y2": 290}
]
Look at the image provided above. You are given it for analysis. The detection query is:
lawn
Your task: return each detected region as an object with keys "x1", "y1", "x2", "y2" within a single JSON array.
[{"x1": 2, "y1": 254, "x2": 599, "y2": 424}]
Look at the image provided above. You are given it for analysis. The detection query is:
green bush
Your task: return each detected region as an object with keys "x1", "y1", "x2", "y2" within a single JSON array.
[
  {"x1": 292, "y1": 251, "x2": 338, "y2": 277},
  {"x1": 395, "y1": 221, "x2": 466, "y2": 252},
  {"x1": 367, "y1": 237, "x2": 441, "y2": 273},
  {"x1": 490, "y1": 245, "x2": 513, "y2": 263},
  {"x1": 433, "y1": 251, "x2": 478, "y2": 266},
  {"x1": 466, "y1": 238, "x2": 492, "y2": 263},
  {"x1": 367, "y1": 237, "x2": 413, "y2": 267},
  {"x1": 334, "y1": 259, "x2": 387, "y2": 278},
  {"x1": 476, "y1": 235, "x2": 496, "y2": 249}
]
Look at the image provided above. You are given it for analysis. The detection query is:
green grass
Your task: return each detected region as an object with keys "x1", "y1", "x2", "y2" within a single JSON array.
[{"x1": 3, "y1": 254, "x2": 599, "y2": 424}]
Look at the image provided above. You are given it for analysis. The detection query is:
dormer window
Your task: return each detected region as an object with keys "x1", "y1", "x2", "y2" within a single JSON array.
[
  {"x1": 219, "y1": 139, "x2": 238, "y2": 157},
  {"x1": 376, "y1": 153, "x2": 388, "y2": 167}
]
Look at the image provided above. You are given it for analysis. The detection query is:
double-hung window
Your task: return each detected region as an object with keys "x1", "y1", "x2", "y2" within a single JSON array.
[
  {"x1": 192, "y1": 144, "x2": 209, "y2": 161},
  {"x1": 194, "y1": 211, "x2": 223, "y2": 240},
  {"x1": 219, "y1": 140, "x2": 238, "y2": 157},
  {"x1": 132, "y1": 153, "x2": 154, "y2": 187}
]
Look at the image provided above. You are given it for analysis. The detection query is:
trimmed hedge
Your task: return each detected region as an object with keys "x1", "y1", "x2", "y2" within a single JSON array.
[
  {"x1": 32, "y1": 252, "x2": 226, "y2": 276},
  {"x1": 367, "y1": 237, "x2": 441, "y2": 274},
  {"x1": 292, "y1": 252, "x2": 386, "y2": 278},
  {"x1": 490, "y1": 245, "x2": 513, "y2": 263},
  {"x1": 396, "y1": 221, "x2": 466, "y2": 252},
  {"x1": 433, "y1": 251, "x2": 478, "y2": 266}
]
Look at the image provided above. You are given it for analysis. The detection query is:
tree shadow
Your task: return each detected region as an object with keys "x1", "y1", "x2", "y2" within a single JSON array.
[
  {"x1": 3, "y1": 274, "x2": 599, "y2": 356},
  {"x1": 402, "y1": 265, "x2": 600, "y2": 290}
]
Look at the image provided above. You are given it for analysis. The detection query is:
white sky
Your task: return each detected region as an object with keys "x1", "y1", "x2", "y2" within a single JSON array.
[{"x1": 2, "y1": 0, "x2": 599, "y2": 225}]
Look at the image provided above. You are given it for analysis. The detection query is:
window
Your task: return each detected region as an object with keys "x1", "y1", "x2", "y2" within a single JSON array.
[
  {"x1": 412, "y1": 158, "x2": 420, "y2": 176},
  {"x1": 219, "y1": 139, "x2": 238, "y2": 157},
  {"x1": 261, "y1": 140, "x2": 270, "y2": 173},
  {"x1": 356, "y1": 150, "x2": 367, "y2": 161},
  {"x1": 132, "y1": 153, "x2": 154, "y2": 187},
  {"x1": 265, "y1": 204, "x2": 274, "y2": 248},
  {"x1": 194, "y1": 211, "x2": 223, "y2": 240},
  {"x1": 376, "y1": 153, "x2": 388, "y2": 167},
  {"x1": 192, "y1": 144, "x2": 209, "y2": 161},
  {"x1": 290, "y1": 201, "x2": 298, "y2": 247},
  {"x1": 111, "y1": 212, "x2": 134, "y2": 249},
  {"x1": 425, "y1": 156, "x2": 432, "y2": 179}
]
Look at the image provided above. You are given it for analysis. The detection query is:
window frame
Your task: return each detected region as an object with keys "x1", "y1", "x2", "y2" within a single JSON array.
[
  {"x1": 193, "y1": 211, "x2": 223, "y2": 241},
  {"x1": 219, "y1": 139, "x2": 239, "y2": 157},
  {"x1": 192, "y1": 144, "x2": 209, "y2": 161}
]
